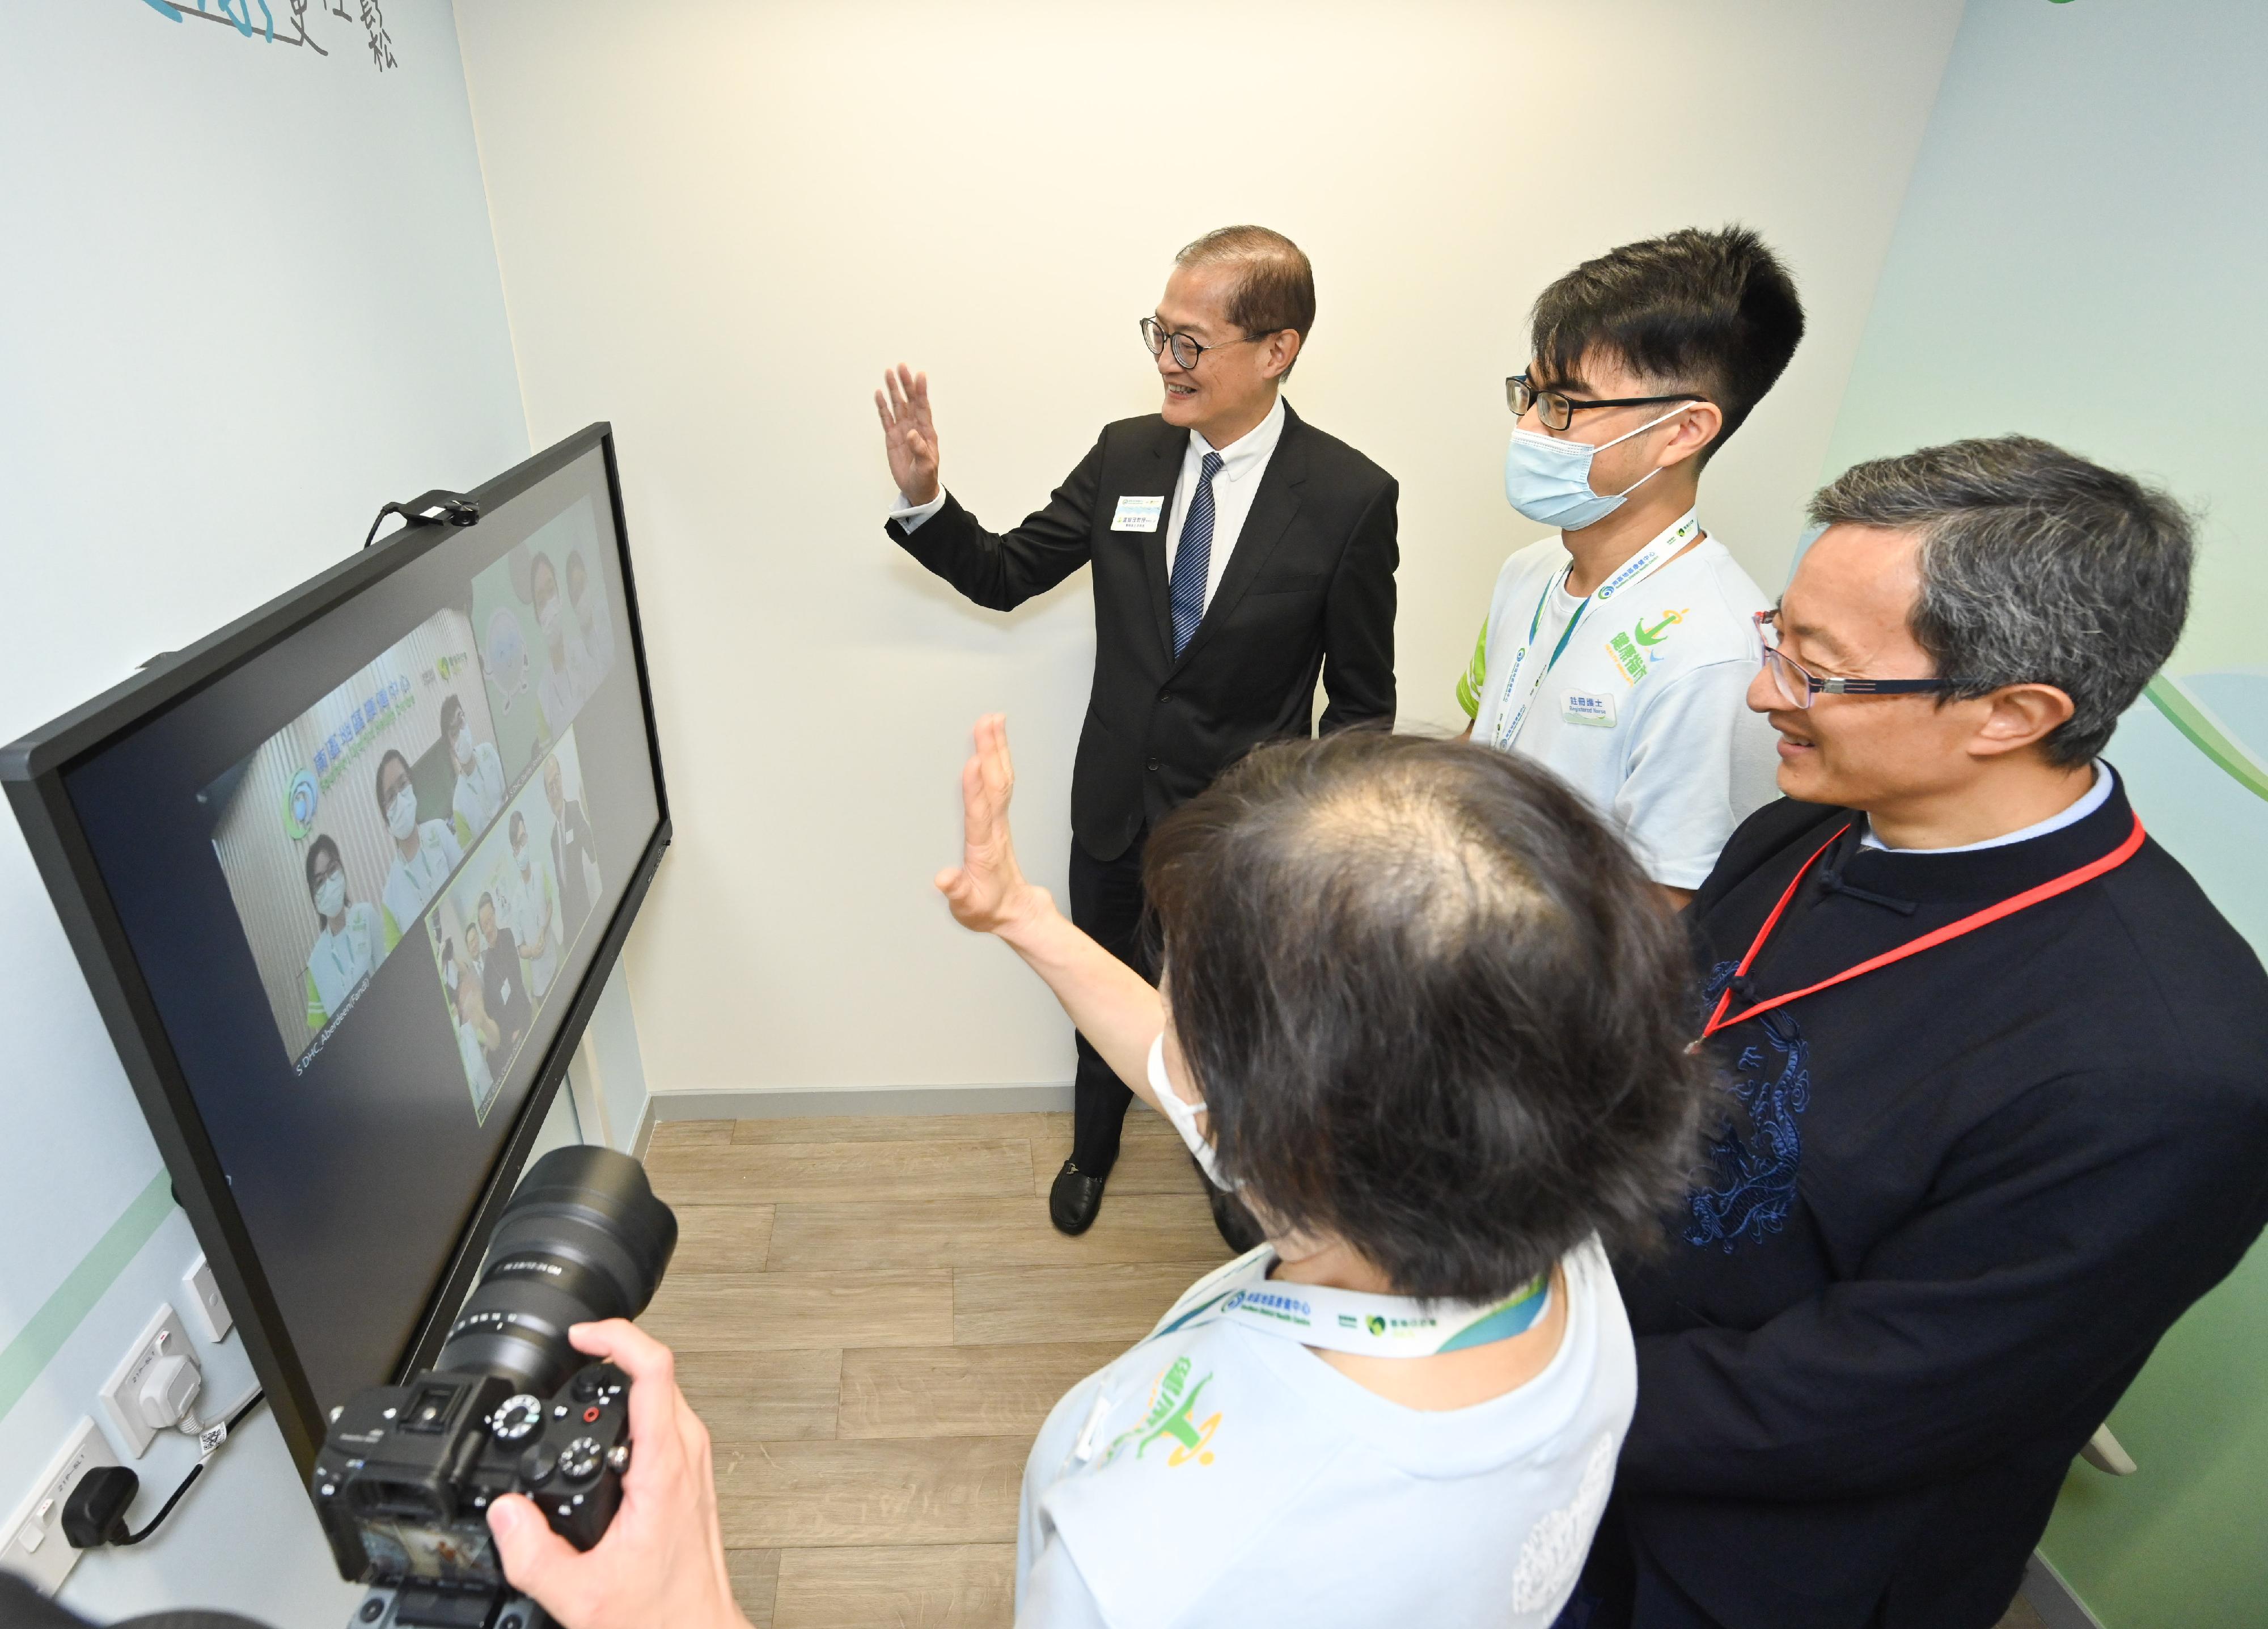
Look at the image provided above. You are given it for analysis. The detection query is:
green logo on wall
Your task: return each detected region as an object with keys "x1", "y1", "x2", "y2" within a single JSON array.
[{"x1": 283, "y1": 768, "x2": 319, "y2": 839}]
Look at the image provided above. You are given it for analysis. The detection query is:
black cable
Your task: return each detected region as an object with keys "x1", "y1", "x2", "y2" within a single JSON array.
[
  {"x1": 112, "y1": 1391, "x2": 266, "y2": 1547},
  {"x1": 364, "y1": 490, "x2": 480, "y2": 549}
]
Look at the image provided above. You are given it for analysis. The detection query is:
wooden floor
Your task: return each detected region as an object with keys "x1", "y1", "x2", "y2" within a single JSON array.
[
  {"x1": 640, "y1": 1109, "x2": 2053, "y2": 1629},
  {"x1": 637, "y1": 1107, "x2": 1230, "y2": 1628}
]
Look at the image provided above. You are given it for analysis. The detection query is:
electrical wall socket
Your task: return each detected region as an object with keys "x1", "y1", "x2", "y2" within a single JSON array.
[
  {"x1": 1, "y1": 1417, "x2": 119, "y2": 1597},
  {"x1": 183, "y1": 1254, "x2": 232, "y2": 1343},
  {"x1": 99, "y1": 1305, "x2": 199, "y2": 1458}
]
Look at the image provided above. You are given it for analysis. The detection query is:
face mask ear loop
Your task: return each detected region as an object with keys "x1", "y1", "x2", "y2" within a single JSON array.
[{"x1": 1594, "y1": 400, "x2": 1702, "y2": 499}]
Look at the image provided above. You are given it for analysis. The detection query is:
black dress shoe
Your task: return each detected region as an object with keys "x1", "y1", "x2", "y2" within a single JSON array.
[{"x1": 1049, "y1": 1159, "x2": 1108, "y2": 1235}]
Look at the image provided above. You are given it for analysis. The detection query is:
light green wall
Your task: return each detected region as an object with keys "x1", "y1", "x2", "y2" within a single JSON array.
[{"x1": 1821, "y1": 3, "x2": 2268, "y2": 1624}]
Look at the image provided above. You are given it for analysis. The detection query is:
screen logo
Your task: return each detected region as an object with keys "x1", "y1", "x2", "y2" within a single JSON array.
[{"x1": 284, "y1": 768, "x2": 320, "y2": 839}]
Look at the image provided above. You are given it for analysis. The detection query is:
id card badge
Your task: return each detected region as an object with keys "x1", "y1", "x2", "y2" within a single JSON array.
[
  {"x1": 1111, "y1": 494, "x2": 1165, "y2": 532},
  {"x1": 1562, "y1": 689, "x2": 1618, "y2": 728}
]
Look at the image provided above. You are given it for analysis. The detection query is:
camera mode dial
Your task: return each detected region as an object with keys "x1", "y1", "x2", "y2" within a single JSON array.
[
  {"x1": 491, "y1": 1393, "x2": 545, "y2": 1441},
  {"x1": 559, "y1": 1436, "x2": 606, "y2": 1483}
]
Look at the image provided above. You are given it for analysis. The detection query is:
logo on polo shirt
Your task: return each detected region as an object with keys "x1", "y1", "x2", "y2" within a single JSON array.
[
  {"x1": 1633, "y1": 608, "x2": 1690, "y2": 646},
  {"x1": 1116, "y1": 1355, "x2": 1221, "y2": 1469},
  {"x1": 1606, "y1": 607, "x2": 1691, "y2": 684}
]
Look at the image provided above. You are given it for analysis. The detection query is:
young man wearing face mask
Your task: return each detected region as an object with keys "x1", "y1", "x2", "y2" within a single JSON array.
[
  {"x1": 509, "y1": 807, "x2": 562, "y2": 1001},
  {"x1": 1460, "y1": 228, "x2": 1802, "y2": 904},
  {"x1": 531, "y1": 552, "x2": 600, "y2": 741},
  {"x1": 876, "y1": 226, "x2": 1398, "y2": 1238},
  {"x1": 303, "y1": 833, "x2": 382, "y2": 1030},
  {"x1": 375, "y1": 747, "x2": 463, "y2": 949},
  {"x1": 443, "y1": 692, "x2": 508, "y2": 848},
  {"x1": 565, "y1": 549, "x2": 615, "y2": 675}
]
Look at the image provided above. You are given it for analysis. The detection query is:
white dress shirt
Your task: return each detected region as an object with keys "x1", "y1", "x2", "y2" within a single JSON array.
[
  {"x1": 1860, "y1": 762, "x2": 2114, "y2": 852},
  {"x1": 890, "y1": 392, "x2": 1289, "y2": 619}
]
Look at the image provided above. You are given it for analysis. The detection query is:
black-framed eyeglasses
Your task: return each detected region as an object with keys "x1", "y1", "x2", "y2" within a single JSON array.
[
  {"x1": 1507, "y1": 373, "x2": 1704, "y2": 433},
  {"x1": 1141, "y1": 316, "x2": 1261, "y2": 370},
  {"x1": 1753, "y1": 610, "x2": 1953, "y2": 709}
]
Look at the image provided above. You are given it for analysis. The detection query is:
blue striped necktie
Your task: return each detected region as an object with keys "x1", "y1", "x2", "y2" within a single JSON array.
[{"x1": 1171, "y1": 450, "x2": 1225, "y2": 657}]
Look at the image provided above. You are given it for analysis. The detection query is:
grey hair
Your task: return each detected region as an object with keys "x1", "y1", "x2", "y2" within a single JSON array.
[{"x1": 1806, "y1": 435, "x2": 2194, "y2": 766}]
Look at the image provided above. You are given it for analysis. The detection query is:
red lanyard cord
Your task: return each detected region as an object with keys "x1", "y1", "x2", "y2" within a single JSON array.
[{"x1": 1692, "y1": 812, "x2": 2148, "y2": 1051}]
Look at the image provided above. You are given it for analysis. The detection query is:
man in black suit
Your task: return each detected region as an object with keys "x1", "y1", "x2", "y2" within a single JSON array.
[
  {"x1": 876, "y1": 225, "x2": 1398, "y2": 1237},
  {"x1": 476, "y1": 891, "x2": 531, "y2": 1053}
]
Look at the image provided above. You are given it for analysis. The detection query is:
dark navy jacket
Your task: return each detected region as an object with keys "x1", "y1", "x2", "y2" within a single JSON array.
[{"x1": 1594, "y1": 776, "x2": 2268, "y2": 1628}]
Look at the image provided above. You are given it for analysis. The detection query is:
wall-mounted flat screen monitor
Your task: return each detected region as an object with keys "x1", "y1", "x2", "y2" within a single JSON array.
[{"x1": 2, "y1": 425, "x2": 670, "y2": 1475}]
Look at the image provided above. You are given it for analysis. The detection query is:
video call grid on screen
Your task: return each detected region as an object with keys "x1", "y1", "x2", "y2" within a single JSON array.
[{"x1": 65, "y1": 445, "x2": 661, "y2": 1419}]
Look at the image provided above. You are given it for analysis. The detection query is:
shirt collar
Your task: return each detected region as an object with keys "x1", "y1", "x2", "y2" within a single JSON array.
[
  {"x1": 1860, "y1": 761, "x2": 2115, "y2": 854},
  {"x1": 1190, "y1": 391, "x2": 1287, "y2": 481}
]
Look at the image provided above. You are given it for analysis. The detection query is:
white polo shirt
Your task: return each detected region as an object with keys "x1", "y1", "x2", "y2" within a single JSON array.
[
  {"x1": 1463, "y1": 515, "x2": 1779, "y2": 889},
  {"x1": 1015, "y1": 1237, "x2": 1633, "y2": 1627}
]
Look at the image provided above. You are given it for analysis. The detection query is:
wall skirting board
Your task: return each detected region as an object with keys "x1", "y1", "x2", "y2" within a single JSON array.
[
  {"x1": 633, "y1": 1084, "x2": 1077, "y2": 1154},
  {"x1": 2022, "y1": 1554, "x2": 2106, "y2": 1629}
]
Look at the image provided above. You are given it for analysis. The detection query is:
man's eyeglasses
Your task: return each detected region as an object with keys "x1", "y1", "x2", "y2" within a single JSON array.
[
  {"x1": 1753, "y1": 611, "x2": 1953, "y2": 709},
  {"x1": 1141, "y1": 317, "x2": 1261, "y2": 370},
  {"x1": 1507, "y1": 373, "x2": 1705, "y2": 433}
]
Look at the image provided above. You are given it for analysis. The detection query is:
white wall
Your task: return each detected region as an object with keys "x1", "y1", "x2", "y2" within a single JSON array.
[
  {"x1": 454, "y1": 0, "x2": 1966, "y2": 1099},
  {"x1": 0, "y1": 2, "x2": 526, "y2": 1616}
]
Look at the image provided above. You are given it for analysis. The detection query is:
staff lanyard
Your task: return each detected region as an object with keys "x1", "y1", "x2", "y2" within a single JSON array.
[
  {"x1": 1151, "y1": 1258, "x2": 1553, "y2": 1357},
  {"x1": 1217, "y1": 1271, "x2": 1551, "y2": 1356},
  {"x1": 1692, "y1": 811, "x2": 2148, "y2": 1051},
  {"x1": 1490, "y1": 512, "x2": 1699, "y2": 751}
]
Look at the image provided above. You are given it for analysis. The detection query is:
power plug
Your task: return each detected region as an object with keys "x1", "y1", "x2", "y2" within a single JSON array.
[
  {"x1": 138, "y1": 1351, "x2": 202, "y2": 1435},
  {"x1": 60, "y1": 1467, "x2": 140, "y2": 1550}
]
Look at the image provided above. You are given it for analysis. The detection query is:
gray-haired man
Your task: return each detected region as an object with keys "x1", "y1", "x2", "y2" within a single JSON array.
[{"x1": 1580, "y1": 437, "x2": 2268, "y2": 1628}]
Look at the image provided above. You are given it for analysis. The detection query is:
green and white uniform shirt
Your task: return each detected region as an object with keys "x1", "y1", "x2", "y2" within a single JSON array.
[
  {"x1": 304, "y1": 901, "x2": 382, "y2": 1030},
  {"x1": 1459, "y1": 514, "x2": 1779, "y2": 890},
  {"x1": 380, "y1": 820, "x2": 463, "y2": 950},
  {"x1": 1015, "y1": 1237, "x2": 1633, "y2": 1627}
]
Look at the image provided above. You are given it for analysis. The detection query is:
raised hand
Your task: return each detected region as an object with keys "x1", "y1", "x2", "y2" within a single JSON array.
[
  {"x1": 875, "y1": 363, "x2": 942, "y2": 506},
  {"x1": 935, "y1": 713, "x2": 1047, "y2": 936}
]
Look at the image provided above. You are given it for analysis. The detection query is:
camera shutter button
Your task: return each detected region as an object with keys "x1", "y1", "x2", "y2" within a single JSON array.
[{"x1": 518, "y1": 1441, "x2": 560, "y2": 1485}]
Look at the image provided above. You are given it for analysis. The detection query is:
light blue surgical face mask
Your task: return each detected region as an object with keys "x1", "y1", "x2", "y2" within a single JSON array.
[
  {"x1": 1504, "y1": 401, "x2": 1698, "y2": 531},
  {"x1": 1149, "y1": 1031, "x2": 1235, "y2": 1191}
]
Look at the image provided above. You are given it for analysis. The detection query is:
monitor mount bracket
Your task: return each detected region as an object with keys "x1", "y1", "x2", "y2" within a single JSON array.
[{"x1": 363, "y1": 489, "x2": 481, "y2": 550}]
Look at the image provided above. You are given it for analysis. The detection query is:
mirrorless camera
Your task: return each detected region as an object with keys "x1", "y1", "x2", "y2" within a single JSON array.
[{"x1": 312, "y1": 1147, "x2": 677, "y2": 1629}]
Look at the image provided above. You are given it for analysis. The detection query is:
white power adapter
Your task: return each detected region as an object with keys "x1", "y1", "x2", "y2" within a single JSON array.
[
  {"x1": 100, "y1": 1307, "x2": 205, "y2": 1457},
  {"x1": 137, "y1": 1349, "x2": 202, "y2": 1435}
]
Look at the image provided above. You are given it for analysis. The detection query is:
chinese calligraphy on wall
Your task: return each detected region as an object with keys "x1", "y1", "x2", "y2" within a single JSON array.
[{"x1": 137, "y1": 0, "x2": 397, "y2": 73}]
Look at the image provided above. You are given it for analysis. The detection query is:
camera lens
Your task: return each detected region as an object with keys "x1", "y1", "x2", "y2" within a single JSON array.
[{"x1": 435, "y1": 1146, "x2": 677, "y2": 1396}]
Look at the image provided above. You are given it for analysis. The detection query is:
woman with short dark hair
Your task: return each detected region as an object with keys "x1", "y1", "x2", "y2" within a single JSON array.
[
  {"x1": 302, "y1": 833, "x2": 380, "y2": 1032},
  {"x1": 934, "y1": 716, "x2": 1708, "y2": 1627}
]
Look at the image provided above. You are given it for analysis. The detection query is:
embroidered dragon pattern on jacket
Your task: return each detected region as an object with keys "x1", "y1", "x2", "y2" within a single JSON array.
[{"x1": 1684, "y1": 958, "x2": 1810, "y2": 1251}]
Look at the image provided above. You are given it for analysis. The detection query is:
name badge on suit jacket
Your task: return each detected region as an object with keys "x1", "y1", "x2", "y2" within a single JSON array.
[{"x1": 1111, "y1": 495, "x2": 1165, "y2": 532}]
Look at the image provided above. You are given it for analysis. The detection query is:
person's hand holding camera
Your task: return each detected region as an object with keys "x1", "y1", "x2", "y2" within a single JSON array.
[{"x1": 485, "y1": 1320, "x2": 747, "y2": 1629}]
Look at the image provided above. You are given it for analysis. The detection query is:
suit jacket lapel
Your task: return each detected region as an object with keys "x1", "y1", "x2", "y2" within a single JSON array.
[
  {"x1": 1141, "y1": 422, "x2": 1182, "y2": 659},
  {"x1": 1171, "y1": 403, "x2": 1308, "y2": 672}
]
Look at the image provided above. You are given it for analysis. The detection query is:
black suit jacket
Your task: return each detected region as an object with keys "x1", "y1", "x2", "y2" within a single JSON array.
[
  {"x1": 887, "y1": 403, "x2": 1397, "y2": 860},
  {"x1": 481, "y1": 929, "x2": 530, "y2": 1047}
]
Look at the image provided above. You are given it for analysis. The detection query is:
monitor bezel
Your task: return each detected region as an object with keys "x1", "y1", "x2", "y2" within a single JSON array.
[{"x1": 0, "y1": 422, "x2": 672, "y2": 1480}]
